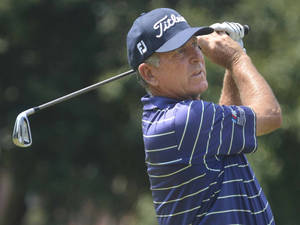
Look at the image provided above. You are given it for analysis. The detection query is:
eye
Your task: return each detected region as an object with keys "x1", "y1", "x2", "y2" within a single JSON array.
[
  {"x1": 191, "y1": 39, "x2": 201, "y2": 50},
  {"x1": 192, "y1": 41, "x2": 197, "y2": 48},
  {"x1": 176, "y1": 46, "x2": 186, "y2": 54}
]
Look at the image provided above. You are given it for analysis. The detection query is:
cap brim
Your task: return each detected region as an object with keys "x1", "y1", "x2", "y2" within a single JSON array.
[{"x1": 155, "y1": 26, "x2": 213, "y2": 53}]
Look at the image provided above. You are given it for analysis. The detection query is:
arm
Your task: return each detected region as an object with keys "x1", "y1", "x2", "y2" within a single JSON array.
[
  {"x1": 198, "y1": 32, "x2": 282, "y2": 136},
  {"x1": 230, "y1": 54, "x2": 282, "y2": 135},
  {"x1": 219, "y1": 69, "x2": 242, "y2": 106}
]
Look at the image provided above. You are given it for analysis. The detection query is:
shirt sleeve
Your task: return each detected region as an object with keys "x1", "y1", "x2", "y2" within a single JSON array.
[{"x1": 174, "y1": 100, "x2": 257, "y2": 159}]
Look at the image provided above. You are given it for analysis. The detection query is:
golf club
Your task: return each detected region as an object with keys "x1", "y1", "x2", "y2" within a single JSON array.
[
  {"x1": 12, "y1": 69, "x2": 135, "y2": 148},
  {"x1": 12, "y1": 24, "x2": 250, "y2": 148}
]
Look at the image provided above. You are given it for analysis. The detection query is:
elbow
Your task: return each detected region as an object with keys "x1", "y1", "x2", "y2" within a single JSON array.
[
  {"x1": 270, "y1": 104, "x2": 283, "y2": 130},
  {"x1": 274, "y1": 106, "x2": 283, "y2": 129},
  {"x1": 256, "y1": 106, "x2": 282, "y2": 136}
]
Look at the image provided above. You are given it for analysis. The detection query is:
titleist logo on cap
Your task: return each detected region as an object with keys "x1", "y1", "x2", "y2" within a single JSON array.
[
  {"x1": 127, "y1": 8, "x2": 213, "y2": 69},
  {"x1": 153, "y1": 14, "x2": 187, "y2": 38}
]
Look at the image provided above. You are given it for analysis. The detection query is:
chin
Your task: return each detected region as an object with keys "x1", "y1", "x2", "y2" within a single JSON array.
[
  {"x1": 196, "y1": 81, "x2": 208, "y2": 95},
  {"x1": 190, "y1": 94, "x2": 201, "y2": 100},
  {"x1": 189, "y1": 88, "x2": 208, "y2": 100}
]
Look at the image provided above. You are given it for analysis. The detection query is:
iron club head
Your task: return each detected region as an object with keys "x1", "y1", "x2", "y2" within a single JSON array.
[
  {"x1": 11, "y1": 69, "x2": 135, "y2": 148},
  {"x1": 12, "y1": 108, "x2": 35, "y2": 148}
]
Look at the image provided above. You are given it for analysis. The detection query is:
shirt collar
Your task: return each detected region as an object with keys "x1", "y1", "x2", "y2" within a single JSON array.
[{"x1": 141, "y1": 94, "x2": 179, "y2": 111}]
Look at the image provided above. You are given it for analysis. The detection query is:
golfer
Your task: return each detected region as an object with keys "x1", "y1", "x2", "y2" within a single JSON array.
[{"x1": 127, "y1": 8, "x2": 281, "y2": 225}]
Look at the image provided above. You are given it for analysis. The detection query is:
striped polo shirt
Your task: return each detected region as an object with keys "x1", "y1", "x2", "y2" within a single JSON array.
[{"x1": 141, "y1": 95, "x2": 275, "y2": 225}]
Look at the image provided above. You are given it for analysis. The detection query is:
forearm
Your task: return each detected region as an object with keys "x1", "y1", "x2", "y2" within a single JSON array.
[
  {"x1": 198, "y1": 32, "x2": 282, "y2": 135},
  {"x1": 230, "y1": 55, "x2": 282, "y2": 135},
  {"x1": 219, "y1": 69, "x2": 242, "y2": 106}
]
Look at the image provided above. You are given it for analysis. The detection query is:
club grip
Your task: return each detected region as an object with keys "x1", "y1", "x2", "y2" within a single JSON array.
[{"x1": 244, "y1": 25, "x2": 250, "y2": 35}]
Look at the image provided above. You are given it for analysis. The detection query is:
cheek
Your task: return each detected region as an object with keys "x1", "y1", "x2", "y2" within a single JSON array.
[
  {"x1": 162, "y1": 66, "x2": 183, "y2": 83},
  {"x1": 200, "y1": 80, "x2": 208, "y2": 90},
  {"x1": 189, "y1": 73, "x2": 208, "y2": 92},
  {"x1": 200, "y1": 77, "x2": 209, "y2": 92}
]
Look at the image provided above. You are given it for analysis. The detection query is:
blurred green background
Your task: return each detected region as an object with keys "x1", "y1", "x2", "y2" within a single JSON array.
[{"x1": 0, "y1": 0, "x2": 299, "y2": 224}]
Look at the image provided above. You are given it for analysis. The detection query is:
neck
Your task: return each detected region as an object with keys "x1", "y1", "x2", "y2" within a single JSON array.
[{"x1": 149, "y1": 87, "x2": 201, "y2": 101}]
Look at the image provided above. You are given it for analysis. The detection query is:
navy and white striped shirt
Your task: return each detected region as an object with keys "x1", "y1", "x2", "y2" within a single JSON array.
[{"x1": 141, "y1": 95, "x2": 275, "y2": 225}]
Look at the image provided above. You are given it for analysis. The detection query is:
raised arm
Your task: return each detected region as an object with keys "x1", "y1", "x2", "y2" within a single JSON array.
[
  {"x1": 219, "y1": 69, "x2": 242, "y2": 106},
  {"x1": 198, "y1": 32, "x2": 282, "y2": 136}
]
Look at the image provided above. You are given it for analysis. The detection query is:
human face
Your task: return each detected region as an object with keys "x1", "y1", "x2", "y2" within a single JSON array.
[{"x1": 150, "y1": 36, "x2": 207, "y2": 100}]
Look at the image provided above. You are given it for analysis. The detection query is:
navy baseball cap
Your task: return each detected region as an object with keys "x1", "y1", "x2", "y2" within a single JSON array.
[{"x1": 127, "y1": 8, "x2": 214, "y2": 70}]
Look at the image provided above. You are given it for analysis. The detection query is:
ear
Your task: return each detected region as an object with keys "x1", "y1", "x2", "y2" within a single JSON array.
[{"x1": 138, "y1": 63, "x2": 159, "y2": 86}]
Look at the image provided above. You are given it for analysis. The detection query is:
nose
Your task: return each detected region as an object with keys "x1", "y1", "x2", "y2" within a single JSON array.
[{"x1": 190, "y1": 47, "x2": 204, "y2": 65}]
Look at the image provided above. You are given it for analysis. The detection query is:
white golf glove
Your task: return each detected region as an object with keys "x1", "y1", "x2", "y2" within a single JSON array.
[{"x1": 210, "y1": 22, "x2": 246, "y2": 51}]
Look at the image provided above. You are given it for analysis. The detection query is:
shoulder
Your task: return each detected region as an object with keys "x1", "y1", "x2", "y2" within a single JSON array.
[
  {"x1": 174, "y1": 99, "x2": 215, "y2": 118},
  {"x1": 172, "y1": 100, "x2": 215, "y2": 132}
]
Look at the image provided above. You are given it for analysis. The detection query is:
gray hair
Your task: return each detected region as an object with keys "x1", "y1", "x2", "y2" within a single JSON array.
[{"x1": 137, "y1": 53, "x2": 160, "y2": 92}]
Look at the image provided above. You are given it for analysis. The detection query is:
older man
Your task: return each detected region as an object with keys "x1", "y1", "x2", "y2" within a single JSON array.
[{"x1": 127, "y1": 8, "x2": 281, "y2": 225}]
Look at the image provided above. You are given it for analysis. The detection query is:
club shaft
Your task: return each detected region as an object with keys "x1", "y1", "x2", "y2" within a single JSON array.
[{"x1": 34, "y1": 69, "x2": 135, "y2": 113}]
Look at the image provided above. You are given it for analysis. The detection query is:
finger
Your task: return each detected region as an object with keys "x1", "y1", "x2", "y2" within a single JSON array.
[
  {"x1": 226, "y1": 22, "x2": 245, "y2": 39},
  {"x1": 210, "y1": 22, "x2": 237, "y2": 41},
  {"x1": 223, "y1": 22, "x2": 239, "y2": 40},
  {"x1": 235, "y1": 23, "x2": 245, "y2": 38},
  {"x1": 210, "y1": 23, "x2": 228, "y2": 32}
]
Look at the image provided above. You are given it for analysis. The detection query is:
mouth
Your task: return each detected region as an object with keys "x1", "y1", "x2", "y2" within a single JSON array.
[{"x1": 191, "y1": 71, "x2": 204, "y2": 77}]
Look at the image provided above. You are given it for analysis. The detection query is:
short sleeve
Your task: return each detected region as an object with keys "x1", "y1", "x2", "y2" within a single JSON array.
[{"x1": 174, "y1": 100, "x2": 257, "y2": 159}]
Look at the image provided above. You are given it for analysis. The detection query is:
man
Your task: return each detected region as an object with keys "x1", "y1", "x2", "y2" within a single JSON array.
[{"x1": 127, "y1": 8, "x2": 281, "y2": 225}]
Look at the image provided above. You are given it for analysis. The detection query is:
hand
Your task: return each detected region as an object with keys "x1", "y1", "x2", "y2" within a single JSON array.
[
  {"x1": 210, "y1": 22, "x2": 245, "y2": 50},
  {"x1": 197, "y1": 32, "x2": 246, "y2": 69}
]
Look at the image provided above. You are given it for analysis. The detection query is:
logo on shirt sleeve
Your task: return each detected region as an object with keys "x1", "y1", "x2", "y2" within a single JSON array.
[{"x1": 232, "y1": 107, "x2": 246, "y2": 126}]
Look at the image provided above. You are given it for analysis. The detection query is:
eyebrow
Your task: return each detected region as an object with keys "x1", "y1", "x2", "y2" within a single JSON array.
[{"x1": 177, "y1": 36, "x2": 197, "y2": 50}]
